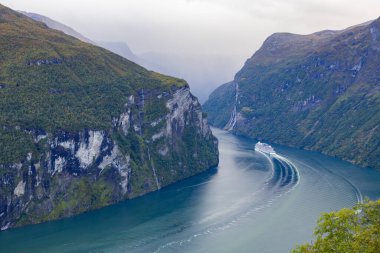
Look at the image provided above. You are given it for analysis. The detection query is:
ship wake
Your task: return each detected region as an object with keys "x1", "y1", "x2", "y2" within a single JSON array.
[{"x1": 153, "y1": 151, "x2": 301, "y2": 253}]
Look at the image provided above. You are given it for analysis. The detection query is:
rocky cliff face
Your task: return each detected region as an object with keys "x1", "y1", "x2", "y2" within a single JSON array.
[
  {"x1": 1, "y1": 85, "x2": 217, "y2": 230},
  {"x1": 204, "y1": 18, "x2": 380, "y2": 169},
  {"x1": 0, "y1": 4, "x2": 218, "y2": 230}
]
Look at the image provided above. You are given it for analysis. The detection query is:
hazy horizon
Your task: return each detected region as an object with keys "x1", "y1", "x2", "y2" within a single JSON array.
[{"x1": 3, "y1": 0, "x2": 380, "y2": 101}]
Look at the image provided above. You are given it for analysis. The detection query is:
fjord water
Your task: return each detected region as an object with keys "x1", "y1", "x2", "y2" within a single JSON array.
[{"x1": 1, "y1": 128, "x2": 380, "y2": 253}]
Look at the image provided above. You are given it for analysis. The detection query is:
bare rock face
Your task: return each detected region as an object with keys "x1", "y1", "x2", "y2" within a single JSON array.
[
  {"x1": 0, "y1": 4, "x2": 218, "y2": 230},
  {"x1": 0, "y1": 85, "x2": 218, "y2": 230}
]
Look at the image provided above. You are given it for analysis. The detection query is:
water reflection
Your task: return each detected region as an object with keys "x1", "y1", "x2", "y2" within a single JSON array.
[{"x1": 0, "y1": 128, "x2": 379, "y2": 253}]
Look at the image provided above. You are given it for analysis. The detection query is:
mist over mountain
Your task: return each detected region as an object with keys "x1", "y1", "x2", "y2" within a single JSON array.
[
  {"x1": 204, "y1": 17, "x2": 380, "y2": 169},
  {"x1": 96, "y1": 41, "x2": 139, "y2": 63},
  {"x1": 21, "y1": 11, "x2": 238, "y2": 102},
  {"x1": 1, "y1": 1, "x2": 380, "y2": 252},
  {"x1": 138, "y1": 52, "x2": 242, "y2": 102},
  {"x1": 0, "y1": 4, "x2": 218, "y2": 229},
  {"x1": 20, "y1": 11, "x2": 95, "y2": 45}
]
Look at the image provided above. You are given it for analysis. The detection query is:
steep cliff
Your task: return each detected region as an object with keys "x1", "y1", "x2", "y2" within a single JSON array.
[
  {"x1": 0, "y1": 4, "x2": 218, "y2": 230},
  {"x1": 204, "y1": 18, "x2": 380, "y2": 169}
]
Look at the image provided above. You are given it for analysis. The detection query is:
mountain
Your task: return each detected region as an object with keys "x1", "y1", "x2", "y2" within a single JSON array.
[
  {"x1": 96, "y1": 41, "x2": 139, "y2": 62},
  {"x1": 20, "y1": 11, "x2": 95, "y2": 44},
  {"x1": 138, "y1": 52, "x2": 241, "y2": 103},
  {"x1": 0, "y1": 4, "x2": 218, "y2": 230},
  {"x1": 21, "y1": 12, "x2": 144, "y2": 66},
  {"x1": 21, "y1": 11, "x2": 238, "y2": 103},
  {"x1": 204, "y1": 18, "x2": 380, "y2": 169}
]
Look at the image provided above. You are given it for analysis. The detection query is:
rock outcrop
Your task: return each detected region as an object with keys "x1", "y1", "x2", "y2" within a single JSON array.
[
  {"x1": 0, "y1": 4, "x2": 218, "y2": 230},
  {"x1": 204, "y1": 17, "x2": 380, "y2": 169}
]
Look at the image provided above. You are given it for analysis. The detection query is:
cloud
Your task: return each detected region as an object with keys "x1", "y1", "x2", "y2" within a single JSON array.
[
  {"x1": 2, "y1": 0, "x2": 380, "y2": 99},
  {"x1": 3, "y1": 0, "x2": 379, "y2": 55}
]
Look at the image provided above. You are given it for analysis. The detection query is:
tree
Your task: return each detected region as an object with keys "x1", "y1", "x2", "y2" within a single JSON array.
[{"x1": 292, "y1": 199, "x2": 380, "y2": 253}]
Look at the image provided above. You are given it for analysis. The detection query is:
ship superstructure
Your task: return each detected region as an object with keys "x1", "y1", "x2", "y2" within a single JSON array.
[{"x1": 255, "y1": 142, "x2": 276, "y2": 155}]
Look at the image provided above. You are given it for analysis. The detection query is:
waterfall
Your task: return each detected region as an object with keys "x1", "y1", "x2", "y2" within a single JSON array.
[
  {"x1": 138, "y1": 88, "x2": 144, "y2": 136},
  {"x1": 224, "y1": 82, "x2": 239, "y2": 131},
  {"x1": 147, "y1": 146, "x2": 160, "y2": 190}
]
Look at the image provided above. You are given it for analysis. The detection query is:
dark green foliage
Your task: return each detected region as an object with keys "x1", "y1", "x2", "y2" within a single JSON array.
[
  {"x1": 203, "y1": 81, "x2": 236, "y2": 128},
  {"x1": 0, "y1": 3, "x2": 219, "y2": 229},
  {"x1": 16, "y1": 176, "x2": 117, "y2": 226},
  {"x1": 292, "y1": 199, "x2": 380, "y2": 253},
  {"x1": 0, "y1": 4, "x2": 186, "y2": 163},
  {"x1": 0, "y1": 128, "x2": 37, "y2": 164},
  {"x1": 205, "y1": 18, "x2": 380, "y2": 169},
  {"x1": 113, "y1": 131, "x2": 141, "y2": 162}
]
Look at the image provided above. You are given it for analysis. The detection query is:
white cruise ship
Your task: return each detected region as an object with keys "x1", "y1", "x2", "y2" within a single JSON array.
[{"x1": 255, "y1": 142, "x2": 276, "y2": 155}]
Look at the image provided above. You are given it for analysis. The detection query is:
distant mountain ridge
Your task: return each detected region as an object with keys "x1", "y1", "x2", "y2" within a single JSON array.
[
  {"x1": 96, "y1": 41, "x2": 139, "y2": 63},
  {"x1": 21, "y1": 11, "x2": 237, "y2": 102},
  {"x1": 20, "y1": 11, "x2": 95, "y2": 44},
  {"x1": 204, "y1": 17, "x2": 380, "y2": 169},
  {"x1": 21, "y1": 11, "x2": 141, "y2": 63}
]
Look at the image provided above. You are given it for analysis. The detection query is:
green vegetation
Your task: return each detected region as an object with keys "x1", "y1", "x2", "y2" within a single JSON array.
[
  {"x1": 0, "y1": 128, "x2": 37, "y2": 164},
  {"x1": 203, "y1": 81, "x2": 236, "y2": 127},
  {"x1": 44, "y1": 178, "x2": 115, "y2": 220},
  {"x1": 0, "y1": 4, "x2": 186, "y2": 164},
  {"x1": 204, "y1": 18, "x2": 380, "y2": 169},
  {"x1": 0, "y1": 3, "x2": 218, "y2": 229},
  {"x1": 15, "y1": 176, "x2": 116, "y2": 226},
  {"x1": 292, "y1": 200, "x2": 380, "y2": 253}
]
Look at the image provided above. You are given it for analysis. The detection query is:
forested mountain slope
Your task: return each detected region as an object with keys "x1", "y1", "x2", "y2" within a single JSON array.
[
  {"x1": 204, "y1": 18, "x2": 380, "y2": 169},
  {"x1": 0, "y1": 4, "x2": 218, "y2": 230}
]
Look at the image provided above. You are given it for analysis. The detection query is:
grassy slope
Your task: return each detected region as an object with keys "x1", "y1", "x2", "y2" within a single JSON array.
[
  {"x1": 205, "y1": 19, "x2": 380, "y2": 169},
  {"x1": 0, "y1": 4, "x2": 219, "y2": 227},
  {"x1": 0, "y1": 4, "x2": 186, "y2": 164}
]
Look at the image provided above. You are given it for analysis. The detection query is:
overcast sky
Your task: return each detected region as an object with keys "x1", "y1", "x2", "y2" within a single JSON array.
[
  {"x1": 3, "y1": 0, "x2": 380, "y2": 56},
  {"x1": 2, "y1": 0, "x2": 380, "y2": 100}
]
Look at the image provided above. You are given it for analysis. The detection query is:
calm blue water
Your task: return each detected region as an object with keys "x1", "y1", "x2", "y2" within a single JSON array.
[{"x1": 1, "y1": 128, "x2": 379, "y2": 253}]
